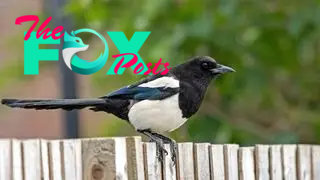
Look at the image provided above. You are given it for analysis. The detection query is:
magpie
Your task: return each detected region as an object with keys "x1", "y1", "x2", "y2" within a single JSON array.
[{"x1": 1, "y1": 56, "x2": 235, "y2": 164}]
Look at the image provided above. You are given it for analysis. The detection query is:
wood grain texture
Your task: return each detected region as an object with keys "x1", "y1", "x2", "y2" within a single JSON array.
[
  {"x1": 62, "y1": 139, "x2": 82, "y2": 180},
  {"x1": 297, "y1": 145, "x2": 311, "y2": 180},
  {"x1": 40, "y1": 139, "x2": 50, "y2": 180},
  {"x1": 0, "y1": 139, "x2": 11, "y2": 180},
  {"x1": 48, "y1": 140, "x2": 63, "y2": 180},
  {"x1": 194, "y1": 143, "x2": 210, "y2": 180},
  {"x1": 177, "y1": 143, "x2": 194, "y2": 180},
  {"x1": 210, "y1": 145, "x2": 225, "y2": 180},
  {"x1": 82, "y1": 137, "x2": 117, "y2": 180},
  {"x1": 282, "y1": 145, "x2": 297, "y2": 180},
  {"x1": 255, "y1": 145, "x2": 269, "y2": 180},
  {"x1": 239, "y1": 147, "x2": 255, "y2": 180},
  {"x1": 163, "y1": 143, "x2": 177, "y2": 180},
  {"x1": 126, "y1": 136, "x2": 145, "y2": 180},
  {"x1": 0, "y1": 137, "x2": 318, "y2": 180},
  {"x1": 115, "y1": 137, "x2": 128, "y2": 180},
  {"x1": 22, "y1": 139, "x2": 41, "y2": 180},
  {"x1": 270, "y1": 145, "x2": 283, "y2": 180},
  {"x1": 312, "y1": 145, "x2": 320, "y2": 180},
  {"x1": 12, "y1": 139, "x2": 23, "y2": 180},
  {"x1": 143, "y1": 142, "x2": 162, "y2": 180},
  {"x1": 224, "y1": 144, "x2": 239, "y2": 180}
]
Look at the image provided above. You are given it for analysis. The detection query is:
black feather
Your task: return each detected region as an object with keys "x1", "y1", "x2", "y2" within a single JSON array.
[{"x1": 1, "y1": 98, "x2": 106, "y2": 110}]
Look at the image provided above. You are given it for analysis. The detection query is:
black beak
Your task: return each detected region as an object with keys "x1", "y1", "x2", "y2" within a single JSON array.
[{"x1": 211, "y1": 64, "x2": 235, "y2": 74}]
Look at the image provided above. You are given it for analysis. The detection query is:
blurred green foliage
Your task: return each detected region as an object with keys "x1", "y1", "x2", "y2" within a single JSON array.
[{"x1": 65, "y1": 0, "x2": 320, "y2": 145}]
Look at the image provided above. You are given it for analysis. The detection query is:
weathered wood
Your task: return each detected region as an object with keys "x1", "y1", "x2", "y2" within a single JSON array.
[
  {"x1": 194, "y1": 143, "x2": 210, "y2": 180},
  {"x1": 282, "y1": 145, "x2": 297, "y2": 180},
  {"x1": 210, "y1": 145, "x2": 225, "y2": 180},
  {"x1": 312, "y1": 145, "x2": 320, "y2": 180},
  {"x1": 255, "y1": 145, "x2": 269, "y2": 180},
  {"x1": 126, "y1": 136, "x2": 145, "y2": 180},
  {"x1": 143, "y1": 142, "x2": 162, "y2": 180},
  {"x1": 12, "y1": 139, "x2": 23, "y2": 180},
  {"x1": 114, "y1": 137, "x2": 128, "y2": 180},
  {"x1": 0, "y1": 137, "x2": 318, "y2": 179},
  {"x1": 40, "y1": 139, "x2": 50, "y2": 180},
  {"x1": 163, "y1": 143, "x2": 177, "y2": 180},
  {"x1": 297, "y1": 145, "x2": 311, "y2": 180},
  {"x1": 224, "y1": 144, "x2": 239, "y2": 180},
  {"x1": 239, "y1": 147, "x2": 255, "y2": 180},
  {"x1": 22, "y1": 139, "x2": 41, "y2": 180},
  {"x1": 270, "y1": 145, "x2": 283, "y2": 180},
  {"x1": 177, "y1": 142, "x2": 194, "y2": 180},
  {"x1": 82, "y1": 137, "x2": 117, "y2": 180},
  {"x1": 48, "y1": 140, "x2": 63, "y2": 180},
  {"x1": 0, "y1": 139, "x2": 11, "y2": 180},
  {"x1": 62, "y1": 139, "x2": 82, "y2": 180}
]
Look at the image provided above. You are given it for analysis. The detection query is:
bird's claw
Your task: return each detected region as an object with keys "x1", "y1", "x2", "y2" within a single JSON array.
[
  {"x1": 169, "y1": 141, "x2": 178, "y2": 166},
  {"x1": 149, "y1": 138, "x2": 168, "y2": 161},
  {"x1": 171, "y1": 146, "x2": 177, "y2": 163},
  {"x1": 171, "y1": 155, "x2": 176, "y2": 164},
  {"x1": 155, "y1": 142, "x2": 168, "y2": 162},
  {"x1": 150, "y1": 135, "x2": 178, "y2": 165}
]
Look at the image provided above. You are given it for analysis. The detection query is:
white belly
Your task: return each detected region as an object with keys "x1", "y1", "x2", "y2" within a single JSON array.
[{"x1": 128, "y1": 94, "x2": 188, "y2": 133}]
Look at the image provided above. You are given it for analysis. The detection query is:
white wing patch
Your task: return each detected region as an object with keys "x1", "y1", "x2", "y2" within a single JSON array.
[{"x1": 138, "y1": 76, "x2": 179, "y2": 88}]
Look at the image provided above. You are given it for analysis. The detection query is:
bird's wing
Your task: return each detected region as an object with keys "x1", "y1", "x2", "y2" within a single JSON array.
[
  {"x1": 128, "y1": 73, "x2": 163, "y2": 88},
  {"x1": 101, "y1": 75, "x2": 180, "y2": 101}
]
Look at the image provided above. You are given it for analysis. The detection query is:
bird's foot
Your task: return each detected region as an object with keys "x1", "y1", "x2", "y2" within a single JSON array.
[
  {"x1": 155, "y1": 142, "x2": 168, "y2": 162},
  {"x1": 149, "y1": 138, "x2": 168, "y2": 162},
  {"x1": 151, "y1": 133, "x2": 178, "y2": 166},
  {"x1": 169, "y1": 140, "x2": 178, "y2": 164},
  {"x1": 138, "y1": 129, "x2": 168, "y2": 163}
]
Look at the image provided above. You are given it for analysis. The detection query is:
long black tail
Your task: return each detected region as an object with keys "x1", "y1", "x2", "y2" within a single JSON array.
[{"x1": 1, "y1": 98, "x2": 107, "y2": 111}]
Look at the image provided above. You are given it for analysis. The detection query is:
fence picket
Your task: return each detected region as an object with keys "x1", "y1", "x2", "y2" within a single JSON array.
[
  {"x1": 22, "y1": 139, "x2": 41, "y2": 180},
  {"x1": 0, "y1": 140, "x2": 11, "y2": 180},
  {"x1": 12, "y1": 139, "x2": 23, "y2": 180},
  {"x1": 312, "y1": 145, "x2": 320, "y2": 180},
  {"x1": 126, "y1": 136, "x2": 145, "y2": 180},
  {"x1": 0, "y1": 137, "x2": 318, "y2": 179},
  {"x1": 163, "y1": 143, "x2": 177, "y2": 180},
  {"x1": 270, "y1": 145, "x2": 283, "y2": 180},
  {"x1": 194, "y1": 143, "x2": 210, "y2": 180},
  {"x1": 282, "y1": 145, "x2": 297, "y2": 180},
  {"x1": 62, "y1": 139, "x2": 82, "y2": 180},
  {"x1": 297, "y1": 145, "x2": 311, "y2": 180},
  {"x1": 177, "y1": 143, "x2": 194, "y2": 180},
  {"x1": 224, "y1": 144, "x2": 239, "y2": 180},
  {"x1": 40, "y1": 139, "x2": 50, "y2": 180},
  {"x1": 210, "y1": 145, "x2": 225, "y2": 180},
  {"x1": 143, "y1": 142, "x2": 162, "y2": 180},
  {"x1": 82, "y1": 137, "x2": 117, "y2": 180},
  {"x1": 48, "y1": 140, "x2": 63, "y2": 180},
  {"x1": 255, "y1": 145, "x2": 269, "y2": 180},
  {"x1": 239, "y1": 147, "x2": 255, "y2": 180}
]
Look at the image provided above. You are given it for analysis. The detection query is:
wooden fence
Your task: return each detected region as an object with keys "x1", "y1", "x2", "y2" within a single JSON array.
[{"x1": 0, "y1": 136, "x2": 319, "y2": 180}]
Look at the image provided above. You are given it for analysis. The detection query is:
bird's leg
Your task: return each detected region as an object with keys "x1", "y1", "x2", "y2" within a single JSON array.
[
  {"x1": 150, "y1": 133, "x2": 178, "y2": 164},
  {"x1": 137, "y1": 129, "x2": 168, "y2": 162}
]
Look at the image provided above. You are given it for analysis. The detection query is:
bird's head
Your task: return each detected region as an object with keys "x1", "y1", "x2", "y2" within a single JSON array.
[
  {"x1": 172, "y1": 56, "x2": 235, "y2": 82},
  {"x1": 194, "y1": 56, "x2": 235, "y2": 77}
]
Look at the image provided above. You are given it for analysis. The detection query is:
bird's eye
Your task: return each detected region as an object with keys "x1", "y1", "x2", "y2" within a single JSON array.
[
  {"x1": 202, "y1": 62, "x2": 209, "y2": 69},
  {"x1": 76, "y1": 40, "x2": 80, "y2": 43}
]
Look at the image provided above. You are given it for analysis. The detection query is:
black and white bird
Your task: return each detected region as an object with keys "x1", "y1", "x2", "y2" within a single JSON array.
[{"x1": 1, "y1": 56, "x2": 235, "y2": 163}]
